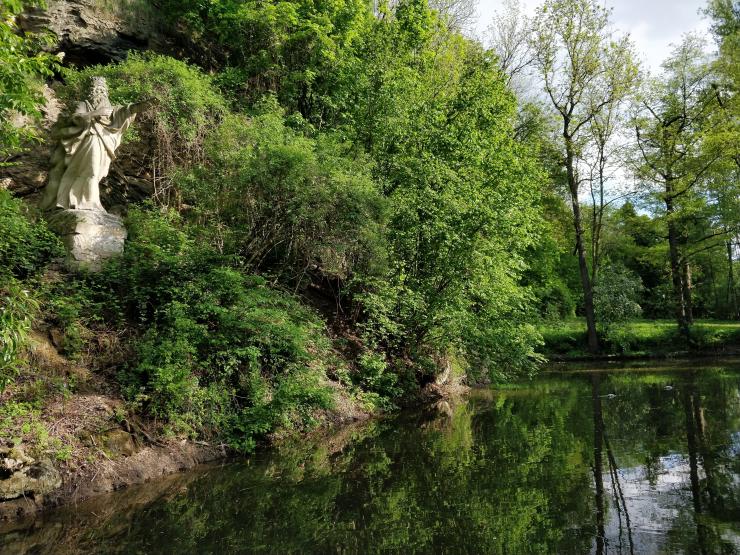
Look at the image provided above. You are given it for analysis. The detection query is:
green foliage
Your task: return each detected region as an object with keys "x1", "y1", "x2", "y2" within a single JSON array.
[
  {"x1": 541, "y1": 319, "x2": 740, "y2": 357},
  {"x1": 354, "y1": 350, "x2": 401, "y2": 404},
  {"x1": 61, "y1": 52, "x2": 227, "y2": 142},
  {"x1": 94, "y1": 208, "x2": 333, "y2": 451},
  {"x1": 156, "y1": 0, "x2": 372, "y2": 117},
  {"x1": 0, "y1": 0, "x2": 59, "y2": 158},
  {"x1": 0, "y1": 280, "x2": 38, "y2": 391},
  {"x1": 594, "y1": 263, "x2": 644, "y2": 328},
  {"x1": 0, "y1": 190, "x2": 61, "y2": 281},
  {"x1": 347, "y1": 26, "x2": 543, "y2": 378},
  {"x1": 59, "y1": 53, "x2": 229, "y2": 192},
  {"x1": 178, "y1": 100, "x2": 387, "y2": 285},
  {"x1": 0, "y1": 190, "x2": 60, "y2": 389}
]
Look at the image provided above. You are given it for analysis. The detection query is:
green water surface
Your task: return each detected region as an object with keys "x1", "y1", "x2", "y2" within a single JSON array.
[{"x1": 2, "y1": 361, "x2": 739, "y2": 554}]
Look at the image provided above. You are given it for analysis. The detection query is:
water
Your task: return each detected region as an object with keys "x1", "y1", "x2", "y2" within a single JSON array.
[{"x1": 2, "y1": 361, "x2": 739, "y2": 554}]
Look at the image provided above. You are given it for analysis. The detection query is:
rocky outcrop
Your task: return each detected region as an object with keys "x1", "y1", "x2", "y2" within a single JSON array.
[
  {"x1": 45, "y1": 209, "x2": 127, "y2": 271},
  {"x1": 0, "y1": 447, "x2": 62, "y2": 502},
  {"x1": 0, "y1": 441, "x2": 225, "y2": 522},
  {"x1": 17, "y1": 0, "x2": 167, "y2": 67}
]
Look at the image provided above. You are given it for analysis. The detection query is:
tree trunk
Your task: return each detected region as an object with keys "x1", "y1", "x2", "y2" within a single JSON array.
[
  {"x1": 682, "y1": 259, "x2": 694, "y2": 325},
  {"x1": 665, "y1": 195, "x2": 690, "y2": 338},
  {"x1": 727, "y1": 240, "x2": 738, "y2": 319},
  {"x1": 566, "y1": 139, "x2": 599, "y2": 352}
]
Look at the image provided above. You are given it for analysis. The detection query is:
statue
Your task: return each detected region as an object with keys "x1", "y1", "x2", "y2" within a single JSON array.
[
  {"x1": 40, "y1": 77, "x2": 150, "y2": 212},
  {"x1": 41, "y1": 77, "x2": 150, "y2": 270}
]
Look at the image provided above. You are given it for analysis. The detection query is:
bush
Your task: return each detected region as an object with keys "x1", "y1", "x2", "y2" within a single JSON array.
[
  {"x1": 354, "y1": 350, "x2": 401, "y2": 402},
  {"x1": 0, "y1": 190, "x2": 61, "y2": 389},
  {"x1": 177, "y1": 100, "x2": 387, "y2": 287},
  {"x1": 92, "y1": 208, "x2": 333, "y2": 451},
  {"x1": 128, "y1": 268, "x2": 333, "y2": 451},
  {"x1": 0, "y1": 190, "x2": 61, "y2": 280},
  {"x1": 594, "y1": 263, "x2": 644, "y2": 327},
  {"x1": 0, "y1": 280, "x2": 38, "y2": 391},
  {"x1": 0, "y1": 0, "x2": 58, "y2": 157},
  {"x1": 594, "y1": 263, "x2": 644, "y2": 350}
]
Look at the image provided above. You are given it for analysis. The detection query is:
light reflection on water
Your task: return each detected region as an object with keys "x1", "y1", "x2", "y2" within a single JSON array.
[{"x1": 1, "y1": 362, "x2": 739, "y2": 554}]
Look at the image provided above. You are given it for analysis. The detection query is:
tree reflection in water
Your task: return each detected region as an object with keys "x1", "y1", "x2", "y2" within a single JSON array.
[{"x1": 2, "y1": 363, "x2": 739, "y2": 554}]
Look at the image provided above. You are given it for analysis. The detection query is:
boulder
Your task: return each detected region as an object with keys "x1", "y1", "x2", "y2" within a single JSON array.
[
  {"x1": 0, "y1": 448, "x2": 61, "y2": 501},
  {"x1": 96, "y1": 429, "x2": 137, "y2": 458},
  {"x1": 45, "y1": 209, "x2": 127, "y2": 271}
]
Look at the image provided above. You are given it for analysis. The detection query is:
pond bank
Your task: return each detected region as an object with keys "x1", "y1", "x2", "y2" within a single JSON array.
[
  {"x1": 541, "y1": 318, "x2": 740, "y2": 361},
  {"x1": 547, "y1": 348, "x2": 740, "y2": 363},
  {"x1": 0, "y1": 333, "x2": 467, "y2": 523}
]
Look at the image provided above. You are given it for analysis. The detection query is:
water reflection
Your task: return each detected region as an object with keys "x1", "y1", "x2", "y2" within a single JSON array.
[{"x1": 1, "y1": 363, "x2": 739, "y2": 554}]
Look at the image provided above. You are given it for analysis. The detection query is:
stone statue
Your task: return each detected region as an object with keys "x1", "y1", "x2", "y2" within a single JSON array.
[
  {"x1": 41, "y1": 77, "x2": 150, "y2": 270},
  {"x1": 40, "y1": 76, "x2": 149, "y2": 212}
]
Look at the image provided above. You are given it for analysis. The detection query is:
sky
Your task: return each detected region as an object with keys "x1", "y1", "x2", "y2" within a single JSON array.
[{"x1": 474, "y1": 0, "x2": 712, "y2": 73}]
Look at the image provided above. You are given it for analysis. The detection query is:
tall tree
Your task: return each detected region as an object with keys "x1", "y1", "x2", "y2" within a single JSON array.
[
  {"x1": 486, "y1": 0, "x2": 533, "y2": 89},
  {"x1": 529, "y1": 0, "x2": 638, "y2": 352},
  {"x1": 632, "y1": 37, "x2": 721, "y2": 336},
  {"x1": 705, "y1": 0, "x2": 740, "y2": 318},
  {"x1": 428, "y1": 0, "x2": 478, "y2": 33}
]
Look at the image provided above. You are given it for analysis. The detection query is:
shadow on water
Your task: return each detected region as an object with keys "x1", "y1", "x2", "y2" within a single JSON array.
[{"x1": 2, "y1": 362, "x2": 740, "y2": 554}]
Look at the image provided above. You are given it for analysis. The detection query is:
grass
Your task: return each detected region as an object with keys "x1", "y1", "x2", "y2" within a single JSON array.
[{"x1": 540, "y1": 318, "x2": 740, "y2": 359}]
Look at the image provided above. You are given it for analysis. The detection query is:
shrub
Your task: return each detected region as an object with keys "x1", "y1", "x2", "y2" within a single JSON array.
[
  {"x1": 0, "y1": 190, "x2": 61, "y2": 389},
  {"x1": 354, "y1": 350, "x2": 401, "y2": 402},
  {"x1": 177, "y1": 100, "x2": 387, "y2": 288},
  {"x1": 0, "y1": 190, "x2": 61, "y2": 281},
  {"x1": 128, "y1": 268, "x2": 334, "y2": 450},
  {"x1": 93, "y1": 208, "x2": 333, "y2": 451},
  {"x1": 0, "y1": 280, "x2": 38, "y2": 391},
  {"x1": 0, "y1": 0, "x2": 59, "y2": 157},
  {"x1": 594, "y1": 263, "x2": 644, "y2": 350}
]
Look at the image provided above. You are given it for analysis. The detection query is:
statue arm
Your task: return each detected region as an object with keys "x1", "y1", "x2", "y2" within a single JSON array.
[
  {"x1": 107, "y1": 99, "x2": 153, "y2": 128},
  {"x1": 116, "y1": 98, "x2": 154, "y2": 119}
]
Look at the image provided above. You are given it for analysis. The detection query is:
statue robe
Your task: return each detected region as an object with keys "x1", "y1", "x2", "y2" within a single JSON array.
[{"x1": 41, "y1": 100, "x2": 137, "y2": 212}]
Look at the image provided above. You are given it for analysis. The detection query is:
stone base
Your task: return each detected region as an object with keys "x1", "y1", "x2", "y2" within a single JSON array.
[{"x1": 45, "y1": 209, "x2": 127, "y2": 271}]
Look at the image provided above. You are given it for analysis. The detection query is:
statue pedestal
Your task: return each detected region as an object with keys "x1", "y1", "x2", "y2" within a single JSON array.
[{"x1": 45, "y1": 209, "x2": 127, "y2": 271}]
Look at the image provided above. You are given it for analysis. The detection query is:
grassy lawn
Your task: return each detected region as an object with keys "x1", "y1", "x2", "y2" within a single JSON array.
[{"x1": 540, "y1": 319, "x2": 740, "y2": 359}]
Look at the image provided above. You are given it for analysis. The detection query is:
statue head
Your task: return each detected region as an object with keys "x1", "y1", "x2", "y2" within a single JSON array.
[{"x1": 88, "y1": 77, "x2": 111, "y2": 108}]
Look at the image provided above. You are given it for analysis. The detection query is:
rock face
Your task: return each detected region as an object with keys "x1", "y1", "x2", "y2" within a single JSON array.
[
  {"x1": 45, "y1": 209, "x2": 127, "y2": 271},
  {"x1": 0, "y1": 447, "x2": 62, "y2": 502},
  {"x1": 17, "y1": 0, "x2": 165, "y2": 66}
]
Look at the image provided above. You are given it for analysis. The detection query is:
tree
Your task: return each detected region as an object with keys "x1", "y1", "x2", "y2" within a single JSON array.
[
  {"x1": 486, "y1": 0, "x2": 533, "y2": 88},
  {"x1": 529, "y1": 0, "x2": 638, "y2": 352},
  {"x1": 337, "y1": 0, "x2": 544, "y2": 379},
  {"x1": 704, "y1": 0, "x2": 740, "y2": 318},
  {"x1": 632, "y1": 37, "x2": 723, "y2": 336},
  {"x1": 428, "y1": 0, "x2": 478, "y2": 33}
]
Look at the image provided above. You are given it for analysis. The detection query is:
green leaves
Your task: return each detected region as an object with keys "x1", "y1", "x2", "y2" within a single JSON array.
[
  {"x1": 0, "y1": 0, "x2": 59, "y2": 158},
  {"x1": 93, "y1": 208, "x2": 333, "y2": 450},
  {"x1": 0, "y1": 280, "x2": 38, "y2": 392},
  {"x1": 178, "y1": 102, "x2": 387, "y2": 286},
  {"x1": 0, "y1": 190, "x2": 58, "y2": 390}
]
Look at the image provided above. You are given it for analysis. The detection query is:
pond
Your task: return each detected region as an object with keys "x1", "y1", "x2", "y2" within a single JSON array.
[{"x1": 1, "y1": 361, "x2": 739, "y2": 554}]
